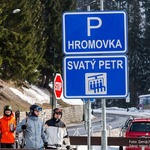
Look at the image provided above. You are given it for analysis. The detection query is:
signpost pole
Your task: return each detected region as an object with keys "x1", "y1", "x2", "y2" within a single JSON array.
[
  {"x1": 53, "y1": 48, "x2": 56, "y2": 109},
  {"x1": 52, "y1": 80, "x2": 54, "y2": 117},
  {"x1": 87, "y1": 99, "x2": 91, "y2": 150},
  {"x1": 126, "y1": 92, "x2": 130, "y2": 112},
  {"x1": 101, "y1": 99, "x2": 107, "y2": 150},
  {"x1": 100, "y1": 0, "x2": 103, "y2": 11},
  {"x1": 87, "y1": 6, "x2": 91, "y2": 150},
  {"x1": 100, "y1": 1, "x2": 107, "y2": 150},
  {"x1": 52, "y1": 48, "x2": 55, "y2": 116}
]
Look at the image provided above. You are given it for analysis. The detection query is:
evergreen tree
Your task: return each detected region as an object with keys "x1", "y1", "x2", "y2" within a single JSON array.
[
  {"x1": 142, "y1": 0, "x2": 150, "y2": 93},
  {"x1": 0, "y1": 0, "x2": 46, "y2": 84},
  {"x1": 40, "y1": 0, "x2": 76, "y2": 88},
  {"x1": 127, "y1": 0, "x2": 144, "y2": 106},
  {"x1": 75, "y1": 0, "x2": 126, "y2": 11},
  {"x1": 0, "y1": 2, "x2": 7, "y2": 69}
]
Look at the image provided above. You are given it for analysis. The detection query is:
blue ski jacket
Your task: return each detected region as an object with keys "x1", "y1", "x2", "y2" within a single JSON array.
[{"x1": 16, "y1": 116, "x2": 47, "y2": 149}]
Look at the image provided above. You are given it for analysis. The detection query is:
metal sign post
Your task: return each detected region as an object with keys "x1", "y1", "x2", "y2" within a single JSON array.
[
  {"x1": 87, "y1": 99, "x2": 91, "y2": 150},
  {"x1": 100, "y1": 1, "x2": 107, "y2": 150},
  {"x1": 87, "y1": 7, "x2": 91, "y2": 150},
  {"x1": 83, "y1": 98, "x2": 92, "y2": 150},
  {"x1": 126, "y1": 92, "x2": 130, "y2": 112},
  {"x1": 100, "y1": 0, "x2": 103, "y2": 11},
  {"x1": 101, "y1": 99, "x2": 107, "y2": 150}
]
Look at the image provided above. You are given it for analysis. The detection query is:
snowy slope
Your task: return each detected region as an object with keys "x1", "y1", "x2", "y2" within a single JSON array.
[
  {"x1": 9, "y1": 85, "x2": 50, "y2": 104},
  {"x1": 9, "y1": 85, "x2": 83, "y2": 105}
]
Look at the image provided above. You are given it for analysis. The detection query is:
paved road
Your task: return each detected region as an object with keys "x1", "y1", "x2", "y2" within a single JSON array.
[{"x1": 67, "y1": 112, "x2": 135, "y2": 136}]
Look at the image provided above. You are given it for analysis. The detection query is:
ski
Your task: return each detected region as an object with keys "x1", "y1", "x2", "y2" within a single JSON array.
[
  {"x1": 15, "y1": 110, "x2": 20, "y2": 149},
  {"x1": 42, "y1": 112, "x2": 46, "y2": 131},
  {"x1": 20, "y1": 112, "x2": 30, "y2": 148}
]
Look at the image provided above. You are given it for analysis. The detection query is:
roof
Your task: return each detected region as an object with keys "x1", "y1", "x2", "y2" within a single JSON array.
[
  {"x1": 139, "y1": 94, "x2": 150, "y2": 98},
  {"x1": 132, "y1": 118, "x2": 150, "y2": 122}
]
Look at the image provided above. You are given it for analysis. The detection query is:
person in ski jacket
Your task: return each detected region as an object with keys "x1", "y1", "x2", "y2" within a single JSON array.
[
  {"x1": 0, "y1": 105, "x2": 16, "y2": 148},
  {"x1": 45, "y1": 108, "x2": 71, "y2": 149},
  {"x1": 16, "y1": 104, "x2": 48, "y2": 149}
]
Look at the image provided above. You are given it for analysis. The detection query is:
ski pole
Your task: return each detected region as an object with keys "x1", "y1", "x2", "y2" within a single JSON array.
[{"x1": 15, "y1": 110, "x2": 20, "y2": 149}]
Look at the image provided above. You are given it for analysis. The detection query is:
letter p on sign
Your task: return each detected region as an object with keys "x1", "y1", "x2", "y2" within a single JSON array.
[{"x1": 87, "y1": 17, "x2": 102, "y2": 36}]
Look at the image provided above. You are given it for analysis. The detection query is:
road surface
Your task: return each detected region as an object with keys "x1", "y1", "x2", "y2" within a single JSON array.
[{"x1": 67, "y1": 112, "x2": 137, "y2": 136}]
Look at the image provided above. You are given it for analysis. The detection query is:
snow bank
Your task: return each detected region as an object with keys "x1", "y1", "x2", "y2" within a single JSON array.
[
  {"x1": 94, "y1": 107, "x2": 150, "y2": 117},
  {"x1": 9, "y1": 85, "x2": 83, "y2": 105},
  {"x1": 61, "y1": 93, "x2": 83, "y2": 105},
  {"x1": 9, "y1": 86, "x2": 50, "y2": 104}
]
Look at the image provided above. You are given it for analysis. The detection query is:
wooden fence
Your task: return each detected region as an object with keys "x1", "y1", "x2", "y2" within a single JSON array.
[{"x1": 1, "y1": 136, "x2": 150, "y2": 149}]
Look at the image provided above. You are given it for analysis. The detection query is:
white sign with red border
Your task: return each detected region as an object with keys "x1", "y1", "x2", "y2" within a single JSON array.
[{"x1": 54, "y1": 73, "x2": 63, "y2": 99}]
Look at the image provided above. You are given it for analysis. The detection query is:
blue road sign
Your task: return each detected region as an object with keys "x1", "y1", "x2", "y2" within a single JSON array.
[
  {"x1": 63, "y1": 55, "x2": 128, "y2": 99},
  {"x1": 62, "y1": 11, "x2": 128, "y2": 55}
]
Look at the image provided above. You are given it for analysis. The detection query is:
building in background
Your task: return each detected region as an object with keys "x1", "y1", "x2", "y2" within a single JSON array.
[{"x1": 139, "y1": 94, "x2": 150, "y2": 110}]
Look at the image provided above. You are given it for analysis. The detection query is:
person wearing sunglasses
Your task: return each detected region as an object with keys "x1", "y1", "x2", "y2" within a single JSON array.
[
  {"x1": 45, "y1": 108, "x2": 71, "y2": 149},
  {"x1": 16, "y1": 104, "x2": 48, "y2": 149},
  {"x1": 0, "y1": 106, "x2": 16, "y2": 148}
]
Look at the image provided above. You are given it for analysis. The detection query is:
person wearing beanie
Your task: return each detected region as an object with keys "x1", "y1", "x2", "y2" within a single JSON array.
[
  {"x1": 16, "y1": 104, "x2": 48, "y2": 149},
  {"x1": 45, "y1": 108, "x2": 71, "y2": 149},
  {"x1": 0, "y1": 105, "x2": 16, "y2": 148}
]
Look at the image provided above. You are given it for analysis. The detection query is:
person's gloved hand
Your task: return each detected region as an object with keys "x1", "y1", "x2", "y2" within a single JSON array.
[
  {"x1": 21, "y1": 125, "x2": 27, "y2": 130},
  {"x1": 66, "y1": 146, "x2": 70, "y2": 150},
  {"x1": 44, "y1": 142, "x2": 48, "y2": 149}
]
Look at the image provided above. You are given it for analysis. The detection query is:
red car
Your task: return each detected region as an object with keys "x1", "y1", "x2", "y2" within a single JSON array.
[{"x1": 125, "y1": 118, "x2": 150, "y2": 150}]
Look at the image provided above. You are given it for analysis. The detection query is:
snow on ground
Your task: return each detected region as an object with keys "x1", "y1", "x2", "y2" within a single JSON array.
[
  {"x1": 9, "y1": 85, "x2": 83, "y2": 105},
  {"x1": 94, "y1": 107, "x2": 150, "y2": 117},
  {"x1": 10, "y1": 85, "x2": 50, "y2": 104},
  {"x1": 60, "y1": 91, "x2": 83, "y2": 105}
]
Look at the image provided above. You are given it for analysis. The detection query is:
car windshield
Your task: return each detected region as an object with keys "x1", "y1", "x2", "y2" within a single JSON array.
[{"x1": 129, "y1": 122, "x2": 150, "y2": 132}]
